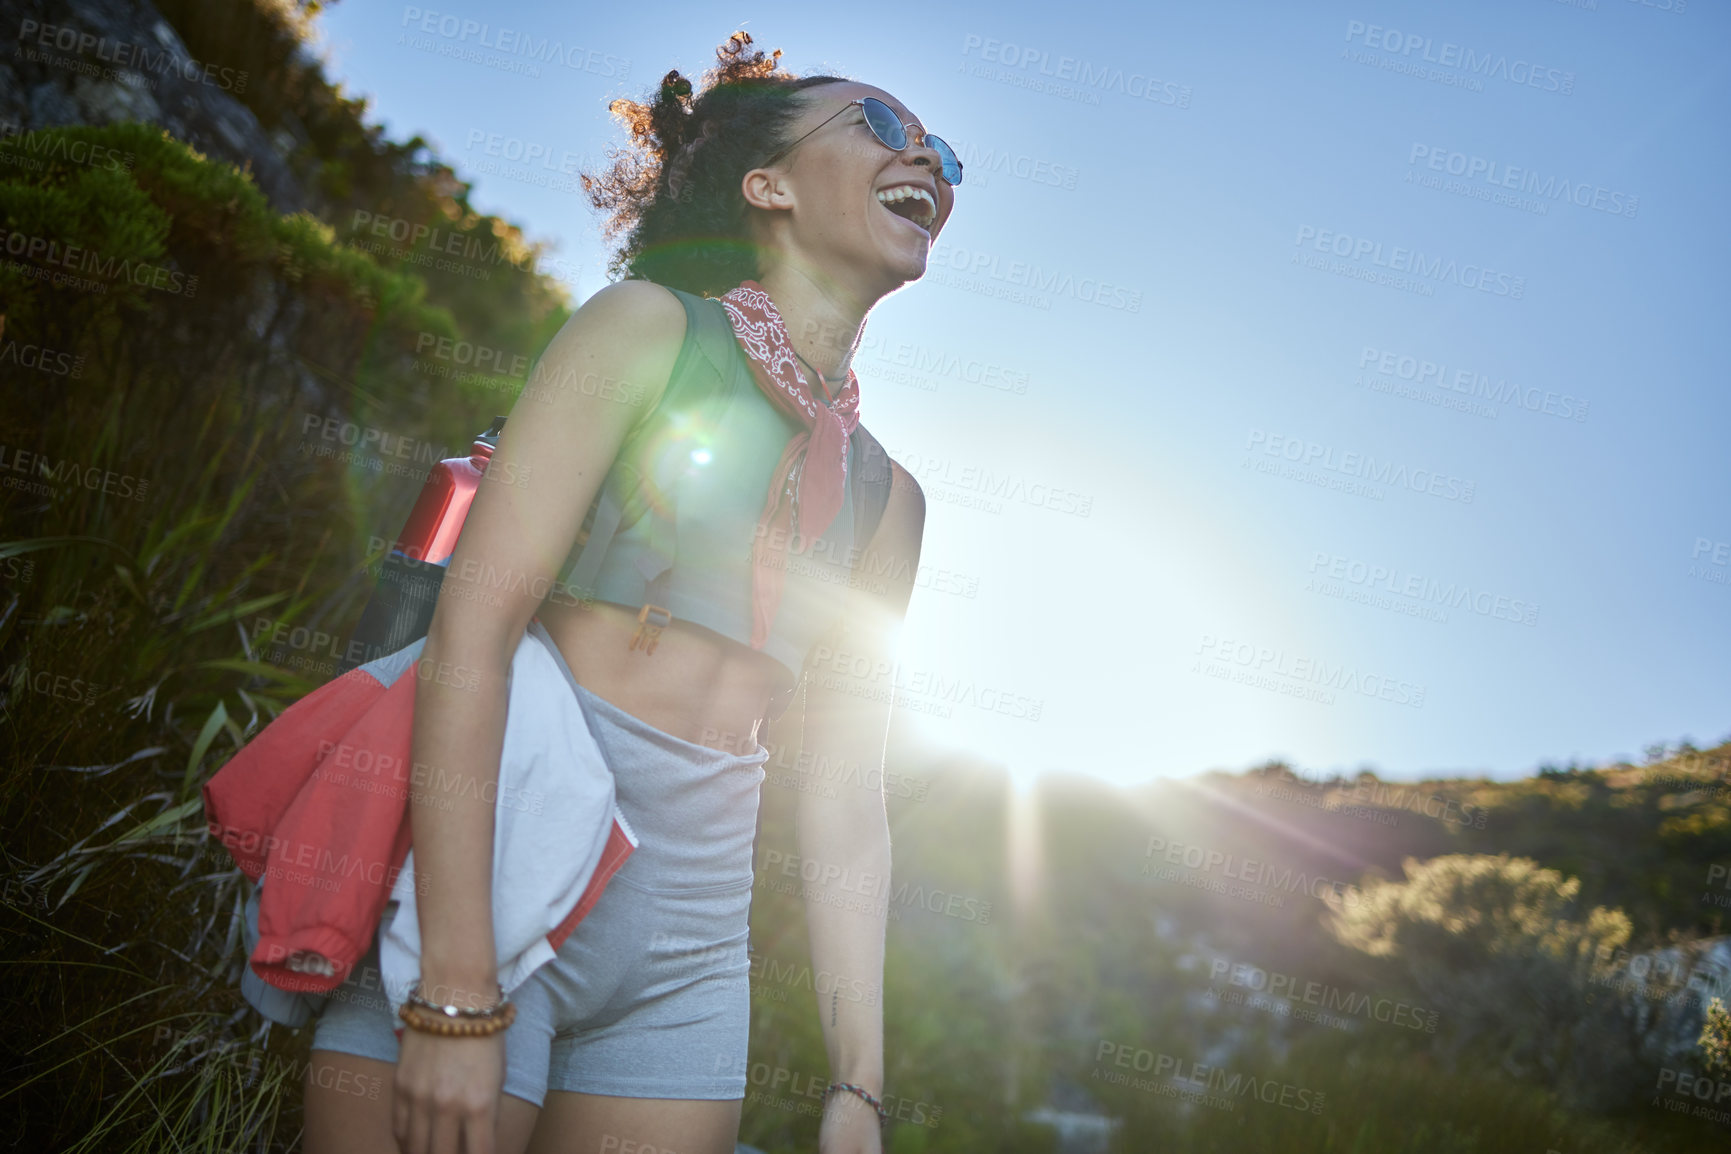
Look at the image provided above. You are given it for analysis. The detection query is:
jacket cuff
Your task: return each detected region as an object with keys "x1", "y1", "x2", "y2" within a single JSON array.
[{"x1": 249, "y1": 925, "x2": 363, "y2": 994}]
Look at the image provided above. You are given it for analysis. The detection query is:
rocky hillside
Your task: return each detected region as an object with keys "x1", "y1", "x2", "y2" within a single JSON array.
[{"x1": 1, "y1": 0, "x2": 307, "y2": 210}]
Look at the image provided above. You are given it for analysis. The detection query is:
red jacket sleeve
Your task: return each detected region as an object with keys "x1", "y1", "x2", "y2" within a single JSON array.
[
  {"x1": 202, "y1": 666, "x2": 393, "y2": 879},
  {"x1": 249, "y1": 668, "x2": 420, "y2": 993}
]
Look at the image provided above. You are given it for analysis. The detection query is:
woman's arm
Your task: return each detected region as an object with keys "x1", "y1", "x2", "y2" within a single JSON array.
[
  {"x1": 410, "y1": 280, "x2": 682, "y2": 996},
  {"x1": 790, "y1": 462, "x2": 925, "y2": 1149},
  {"x1": 393, "y1": 280, "x2": 684, "y2": 1153}
]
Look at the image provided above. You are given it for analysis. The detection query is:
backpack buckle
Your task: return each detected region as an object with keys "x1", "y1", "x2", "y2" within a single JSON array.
[{"x1": 630, "y1": 604, "x2": 673, "y2": 655}]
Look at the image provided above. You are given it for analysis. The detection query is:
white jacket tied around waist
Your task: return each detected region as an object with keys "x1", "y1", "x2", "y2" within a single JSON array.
[
  {"x1": 380, "y1": 624, "x2": 636, "y2": 1019},
  {"x1": 236, "y1": 622, "x2": 637, "y2": 1026}
]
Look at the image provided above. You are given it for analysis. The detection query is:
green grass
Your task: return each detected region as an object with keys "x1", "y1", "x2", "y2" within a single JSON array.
[{"x1": 0, "y1": 122, "x2": 454, "y2": 1153}]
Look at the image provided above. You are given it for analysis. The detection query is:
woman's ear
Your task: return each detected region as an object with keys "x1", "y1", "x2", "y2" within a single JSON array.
[{"x1": 740, "y1": 166, "x2": 794, "y2": 214}]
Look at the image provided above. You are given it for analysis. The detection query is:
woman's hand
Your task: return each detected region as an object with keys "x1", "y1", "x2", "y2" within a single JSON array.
[
  {"x1": 817, "y1": 1092, "x2": 883, "y2": 1154},
  {"x1": 392, "y1": 1030, "x2": 506, "y2": 1154}
]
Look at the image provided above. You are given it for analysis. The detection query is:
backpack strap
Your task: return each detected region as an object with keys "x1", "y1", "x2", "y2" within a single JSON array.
[
  {"x1": 760, "y1": 426, "x2": 896, "y2": 726},
  {"x1": 848, "y1": 423, "x2": 895, "y2": 555},
  {"x1": 565, "y1": 286, "x2": 740, "y2": 598}
]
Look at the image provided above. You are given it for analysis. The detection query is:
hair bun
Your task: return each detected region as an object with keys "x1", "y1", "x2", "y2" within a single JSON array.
[{"x1": 660, "y1": 70, "x2": 694, "y2": 100}]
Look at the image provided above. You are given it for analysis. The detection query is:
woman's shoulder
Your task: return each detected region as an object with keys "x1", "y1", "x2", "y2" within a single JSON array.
[
  {"x1": 573, "y1": 278, "x2": 690, "y2": 338},
  {"x1": 531, "y1": 280, "x2": 690, "y2": 417}
]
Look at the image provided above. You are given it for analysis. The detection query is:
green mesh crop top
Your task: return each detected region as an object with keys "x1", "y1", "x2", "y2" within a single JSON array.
[{"x1": 553, "y1": 286, "x2": 895, "y2": 680}]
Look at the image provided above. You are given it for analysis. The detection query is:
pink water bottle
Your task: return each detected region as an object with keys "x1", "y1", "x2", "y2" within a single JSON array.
[
  {"x1": 392, "y1": 415, "x2": 505, "y2": 564},
  {"x1": 339, "y1": 416, "x2": 507, "y2": 673}
]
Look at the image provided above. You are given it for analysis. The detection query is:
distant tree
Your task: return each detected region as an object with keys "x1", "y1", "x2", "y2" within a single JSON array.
[{"x1": 1325, "y1": 853, "x2": 1655, "y2": 1107}]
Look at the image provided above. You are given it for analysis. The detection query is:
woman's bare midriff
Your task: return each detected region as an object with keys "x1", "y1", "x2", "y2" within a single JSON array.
[{"x1": 534, "y1": 596, "x2": 793, "y2": 752}]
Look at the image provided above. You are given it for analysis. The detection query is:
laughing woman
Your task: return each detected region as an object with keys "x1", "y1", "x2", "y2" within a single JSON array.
[{"x1": 300, "y1": 32, "x2": 961, "y2": 1154}]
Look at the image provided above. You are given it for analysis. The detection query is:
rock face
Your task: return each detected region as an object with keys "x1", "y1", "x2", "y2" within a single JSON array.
[{"x1": 0, "y1": 0, "x2": 306, "y2": 211}]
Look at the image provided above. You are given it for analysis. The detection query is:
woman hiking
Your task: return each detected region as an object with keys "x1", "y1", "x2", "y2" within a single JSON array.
[{"x1": 302, "y1": 31, "x2": 961, "y2": 1154}]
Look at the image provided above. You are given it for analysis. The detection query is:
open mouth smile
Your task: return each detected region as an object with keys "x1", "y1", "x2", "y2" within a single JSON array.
[{"x1": 874, "y1": 183, "x2": 937, "y2": 231}]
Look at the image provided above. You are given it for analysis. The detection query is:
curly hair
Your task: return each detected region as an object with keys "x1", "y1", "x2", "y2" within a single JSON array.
[{"x1": 581, "y1": 32, "x2": 851, "y2": 297}]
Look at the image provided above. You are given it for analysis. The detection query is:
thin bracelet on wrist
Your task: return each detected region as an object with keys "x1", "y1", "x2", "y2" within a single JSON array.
[
  {"x1": 825, "y1": 1081, "x2": 889, "y2": 1124},
  {"x1": 406, "y1": 978, "x2": 507, "y2": 1018}
]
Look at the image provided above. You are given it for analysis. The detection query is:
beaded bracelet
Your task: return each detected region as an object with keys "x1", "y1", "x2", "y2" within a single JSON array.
[
  {"x1": 825, "y1": 1081, "x2": 889, "y2": 1124},
  {"x1": 398, "y1": 998, "x2": 517, "y2": 1037}
]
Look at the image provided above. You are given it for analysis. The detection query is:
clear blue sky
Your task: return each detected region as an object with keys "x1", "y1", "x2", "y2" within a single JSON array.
[{"x1": 312, "y1": 0, "x2": 1729, "y2": 786}]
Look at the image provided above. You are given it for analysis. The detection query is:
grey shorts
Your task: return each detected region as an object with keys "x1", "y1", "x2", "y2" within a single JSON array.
[{"x1": 311, "y1": 622, "x2": 770, "y2": 1106}]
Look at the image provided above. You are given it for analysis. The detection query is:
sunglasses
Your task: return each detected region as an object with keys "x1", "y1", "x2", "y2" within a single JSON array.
[{"x1": 762, "y1": 96, "x2": 963, "y2": 186}]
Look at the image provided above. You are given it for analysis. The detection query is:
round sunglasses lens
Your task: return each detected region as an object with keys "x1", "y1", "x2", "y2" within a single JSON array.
[
  {"x1": 861, "y1": 98, "x2": 908, "y2": 149},
  {"x1": 924, "y1": 135, "x2": 963, "y2": 185}
]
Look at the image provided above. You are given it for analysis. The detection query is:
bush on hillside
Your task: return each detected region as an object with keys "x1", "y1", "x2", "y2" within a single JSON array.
[{"x1": 1325, "y1": 853, "x2": 1695, "y2": 1108}]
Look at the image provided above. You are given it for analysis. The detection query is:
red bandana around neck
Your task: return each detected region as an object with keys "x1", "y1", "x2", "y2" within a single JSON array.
[{"x1": 717, "y1": 280, "x2": 863, "y2": 650}]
